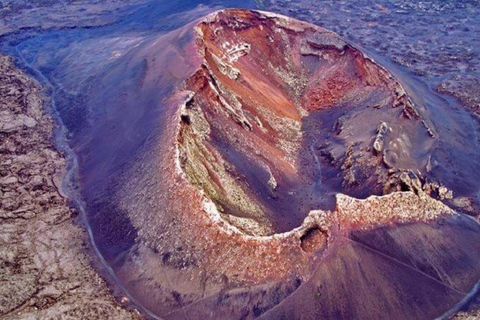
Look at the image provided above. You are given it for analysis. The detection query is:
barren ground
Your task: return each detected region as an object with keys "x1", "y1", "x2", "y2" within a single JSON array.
[{"x1": 0, "y1": 54, "x2": 140, "y2": 320}]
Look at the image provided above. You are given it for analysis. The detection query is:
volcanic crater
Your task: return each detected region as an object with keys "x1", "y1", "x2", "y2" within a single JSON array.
[
  {"x1": 176, "y1": 9, "x2": 437, "y2": 236},
  {"x1": 33, "y1": 8, "x2": 480, "y2": 320}
]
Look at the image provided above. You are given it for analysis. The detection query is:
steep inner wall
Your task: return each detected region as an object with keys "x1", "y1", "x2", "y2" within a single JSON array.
[{"x1": 176, "y1": 10, "x2": 433, "y2": 235}]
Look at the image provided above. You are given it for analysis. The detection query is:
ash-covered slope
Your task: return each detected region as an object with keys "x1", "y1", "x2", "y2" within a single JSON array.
[{"x1": 57, "y1": 9, "x2": 480, "y2": 319}]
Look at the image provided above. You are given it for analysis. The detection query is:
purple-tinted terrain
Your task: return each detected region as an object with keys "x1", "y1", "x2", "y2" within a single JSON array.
[{"x1": 2, "y1": 1, "x2": 480, "y2": 319}]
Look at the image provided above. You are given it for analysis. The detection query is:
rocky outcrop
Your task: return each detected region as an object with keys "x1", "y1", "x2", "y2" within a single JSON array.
[
  {"x1": 373, "y1": 122, "x2": 390, "y2": 154},
  {"x1": 0, "y1": 55, "x2": 139, "y2": 319}
]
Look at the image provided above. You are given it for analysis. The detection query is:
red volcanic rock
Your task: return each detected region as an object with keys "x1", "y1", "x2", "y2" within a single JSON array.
[
  {"x1": 177, "y1": 9, "x2": 439, "y2": 236},
  {"x1": 75, "y1": 9, "x2": 480, "y2": 320}
]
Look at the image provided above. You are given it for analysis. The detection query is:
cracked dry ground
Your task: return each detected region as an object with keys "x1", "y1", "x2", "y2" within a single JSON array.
[{"x1": 0, "y1": 54, "x2": 140, "y2": 319}]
